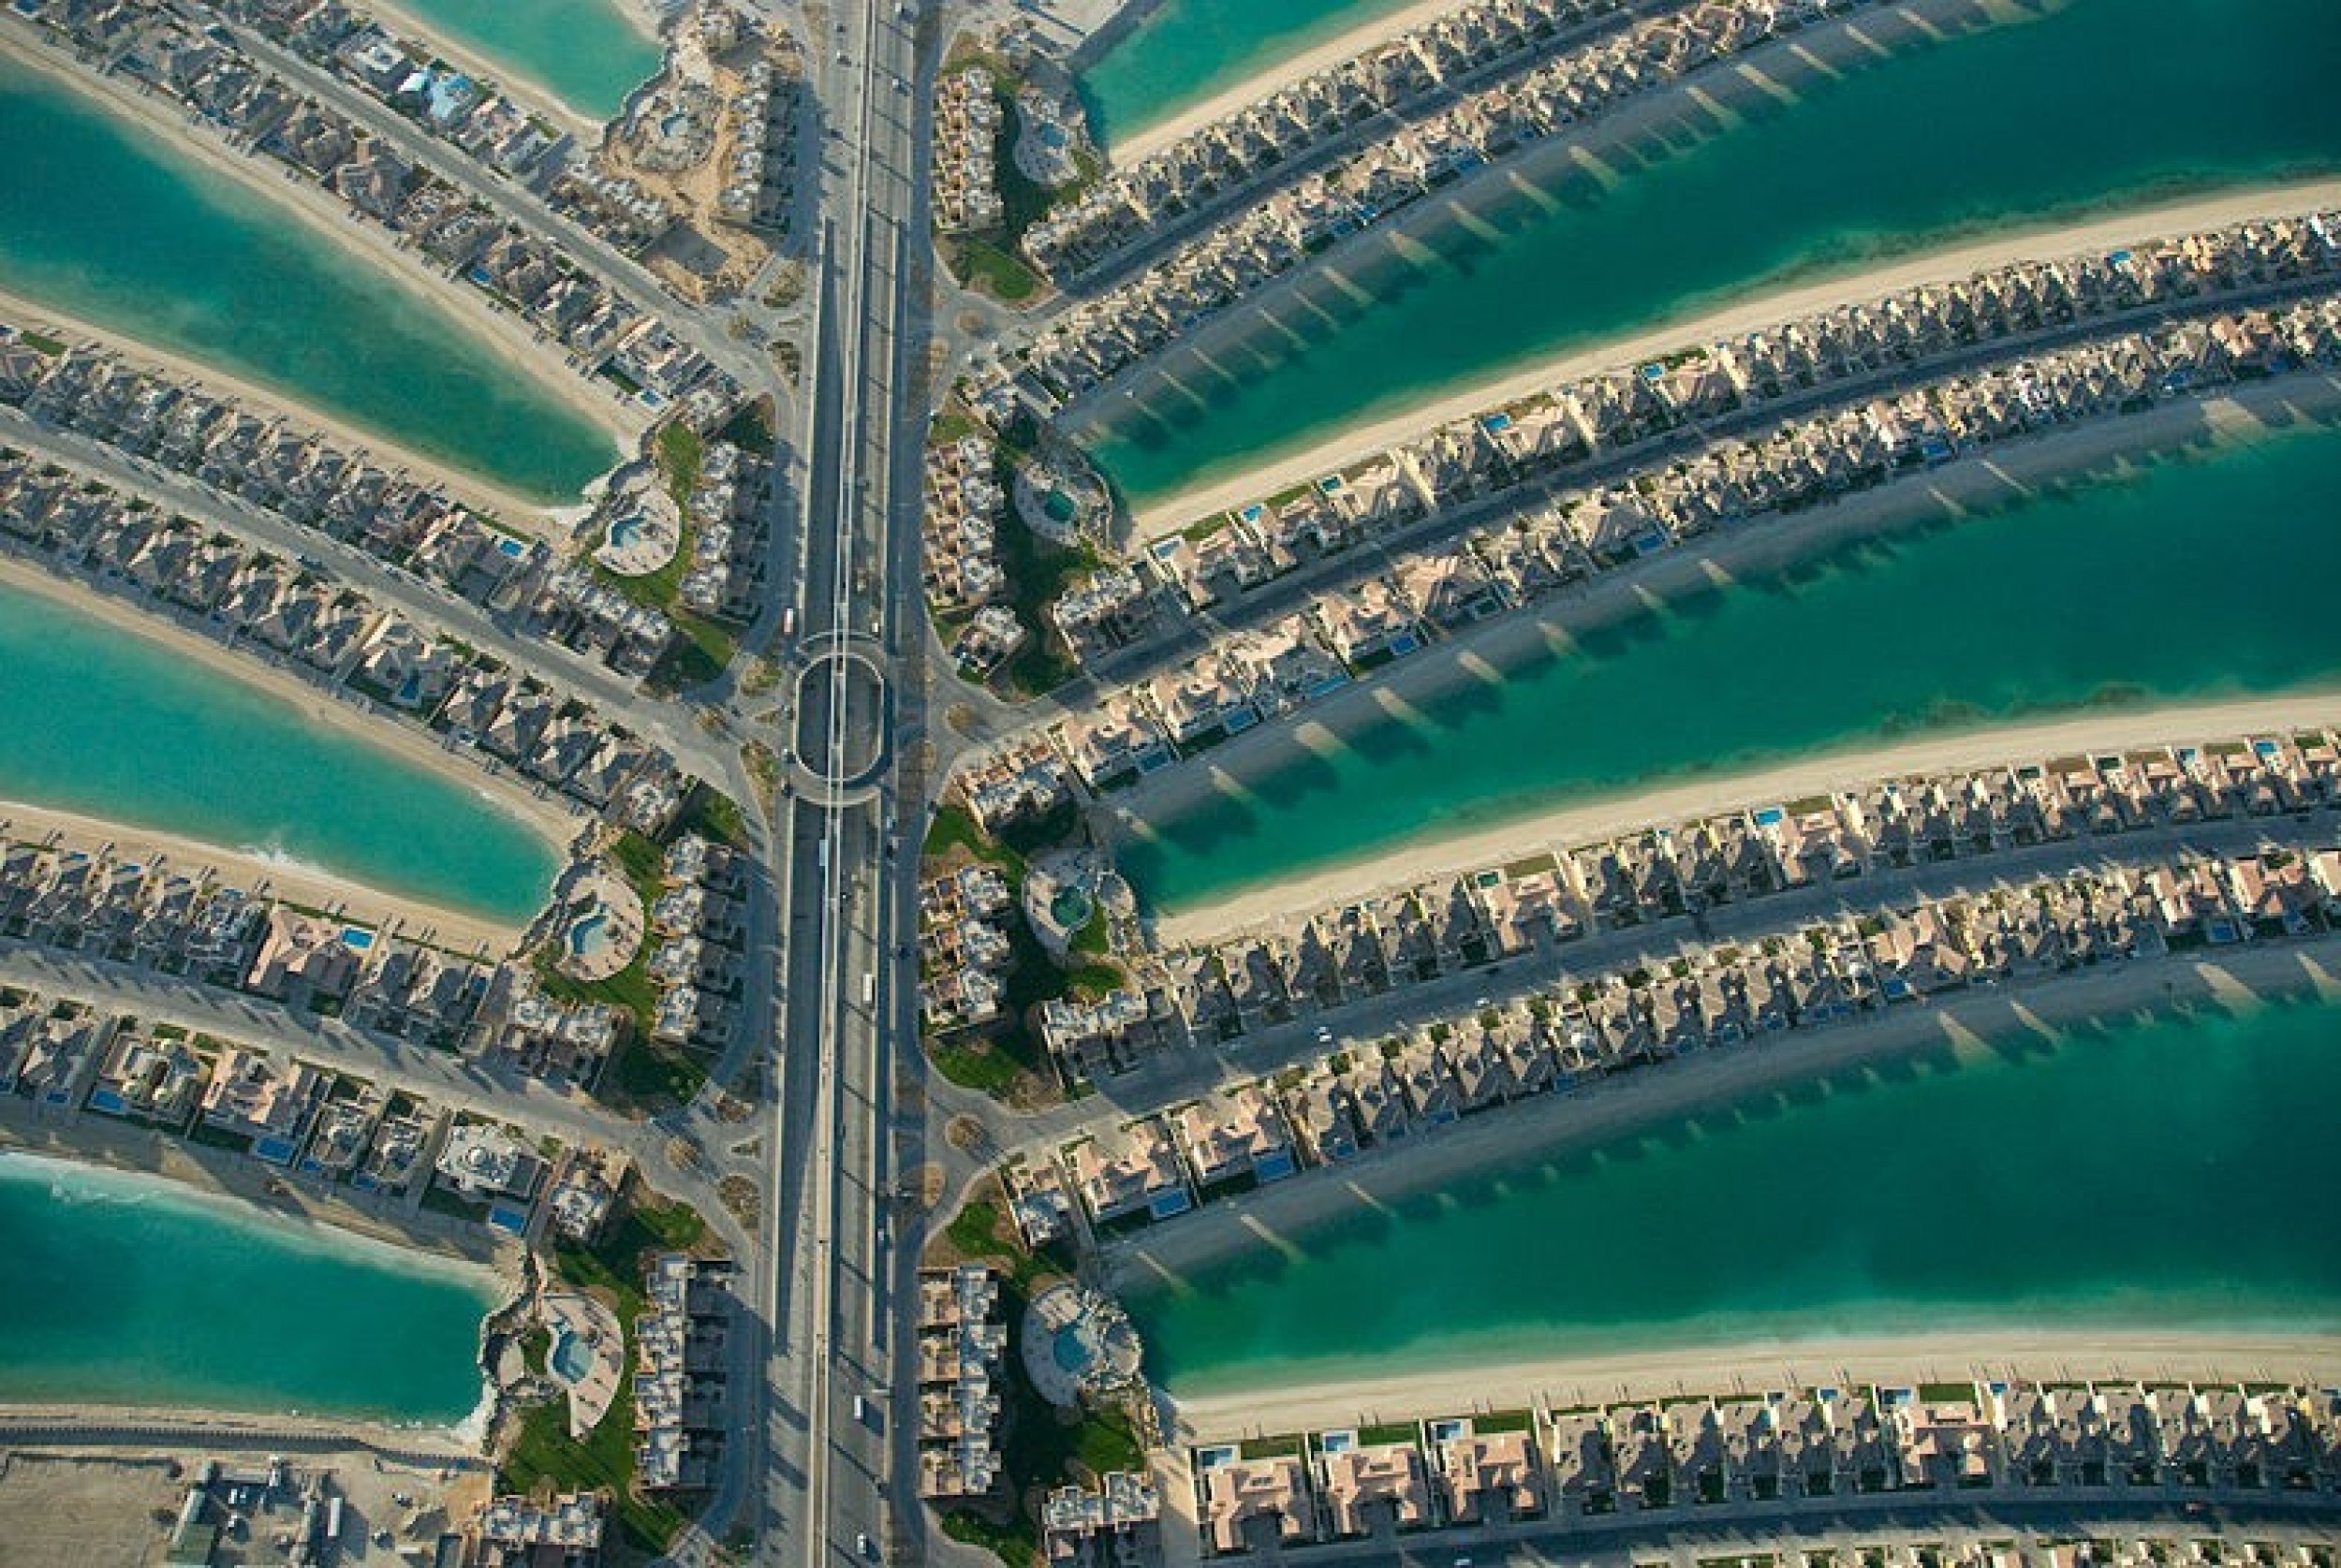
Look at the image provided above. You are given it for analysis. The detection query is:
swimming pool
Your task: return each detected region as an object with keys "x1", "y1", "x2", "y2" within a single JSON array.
[
  {"x1": 550, "y1": 1325, "x2": 596, "y2": 1383},
  {"x1": 608, "y1": 515, "x2": 646, "y2": 550},
  {"x1": 567, "y1": 905, "x2": 612, "y2": 959},
  {"x1": 1050, "y1": 886, "x2": 1094, "y2": 931},
  {"x1": 1052, "y1": 1326, "x2": 1097, "y2": 1374}
]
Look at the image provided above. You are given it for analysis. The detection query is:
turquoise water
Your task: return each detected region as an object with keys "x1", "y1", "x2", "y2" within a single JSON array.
[
  {"x1": 1118, "y1": 417, "x2": 2341, "y2": 915},
  {"x1": 0, "y1": 1154, "x2": 496, "y2": 1423},
  {"x1": 0, "y1": 577, "x2": 560, "y2": 922},
  {"x1": 0, "y1": 56, "x2": 616, "y2": 502},
  {"x1": 387, "y1": 0, "x2": 662, "y2": 121},
  {"x1": 1080, "y1": 0, "x2": 2341, "y2": 507},
  {"x1": 1134, "y1": 989, "x2": 2341, "y2": 1394},
  {"x1": 1077, "y1": 0, "x2": 1423, "y2": 150}
]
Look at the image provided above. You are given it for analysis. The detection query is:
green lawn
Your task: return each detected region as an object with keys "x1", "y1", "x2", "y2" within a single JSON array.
[
  {"x1": 609, "y1": 830, "x2": 665, "y2": 899},
  {"x1": 920, "y1": 802, "x2": 1112, "y2": 1102},
  {"x1": 502, "y1": 1189, "x2": 714, "y2": 1556},
  {"x1": 935, "y1": 1269, "x2": 1143, "y2": 1566},
  {"x1": 674, "y1": 784, "x2": 750, "y2": 850},
  {"x1": 991, "y1": 506, "x2": 1092, "y2": 697},
  {"x1": 602, "y1": 420, "x2": 740, "y2": 694},
  {"x1": 948, "y1": 237, "x2": 1042, "y2": 303},
  {"x1": 930, "y1": 1036, "x2": 1024, "y2": 1095},
  {"x1": 922, "y1": 803, "x2": 1025, "y2": 879},
  {"x1": 1359, "y1": 1422, "x2": 1421, "y2": 1449},
  {"x1": 1068, "y1": 913, "x2": 1110, "y2": 959},
  {"x1": 533, "y1": 942, "x2": 657, "y2": 1039},
  {"x1": 605, "y1": 1032, "x2": 710, "y2": 1110},
  {"x1": 930, "y1": 408, "x2": 984, "y2": 447},
  {"x1": 941, "y1": 1507, "x2": 1036, "y2": 1568},
  {"x1": 712, "y1": 396, "x2": 777, "y2": 457},
  {"x1": 656, "y1": 421, "x2": 704, "y2": 505}
]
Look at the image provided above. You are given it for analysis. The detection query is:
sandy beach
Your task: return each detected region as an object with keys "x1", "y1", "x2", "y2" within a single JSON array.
[
  {"x1": 1112, "y1": 175, "x2": 2341, "y2": 537},
  {"x1": 0, "y1": 1134, "x2": 512, "y2": 1448},
  {"x1": 1104, "y1": 0, "x2": 1459, "y2": 164},
  {"x1": 0, "y1": 1132, "x2": 517, "y2": 1282},
  {"x1": 0, "y1": 554, "x2": 574, "y2": 949},
  {"x1": 1150, "y1": 695, "x2": 2341, "y2": 945},
  {"x1": 350, "y1": 0, "x2": 652, "y2": 142},
  {"x1": 1167, "y1": 1323, "x2": 2341, "y2": 1441},
  {"x1": 1109, "y1": 932, "x2": 2341, "y2": 1295},
  {"x1": 0, "y1": 284, "x2": 567, "y2": 538},
  {"x1": 1066, "y1": 0, "x2": 2005, "y2": 481},
  {"x1": 0, "y1": 29, "x2": 642, "y2": 489},
  {"x1": 0, "y1": 795, "x2": 530, "y2": 960},
  {"x1": 1104, "y1": 370, "x2": 2341, "y2": 937}
]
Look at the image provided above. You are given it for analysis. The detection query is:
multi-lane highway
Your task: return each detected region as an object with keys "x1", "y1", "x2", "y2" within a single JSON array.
[{"x1": 749, "y1": 0, "x2": 931, "y2": 1563}]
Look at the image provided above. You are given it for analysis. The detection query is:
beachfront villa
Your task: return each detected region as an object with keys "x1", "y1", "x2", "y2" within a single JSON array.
[
  {"x1": 198, "y1": 1048, "x2": 322, "y2": 1162},
  {"x1": 1434, "y1": 1418, "x2": 1547, "y2": 1525},
  {"x1": 86, "y1": 1029, "x2": 214, "y2": 1129},
  {"x1": 0, "y1": 995, "x2": 109, "y2": 1106},
  {"x1": 1065, "y1": 1120, "x2": 1192, "y2": 1225},
  {"x1": 434, "y1": 1120, "x2": 542, "y2": 1222},
  {"x1": 1170, "y1": 1086, "x2": 1297, "y2": 1193},
  {"x1": 1172, "y1": 1370, "x2": 2341, "y2": 1550},
  {"x1": 1199, "y1": 1450, "x2": 1313, "y2": 1556},
  {"x1": 1002, "y1": 1154, "x2": 1077, "y2": 1248}
]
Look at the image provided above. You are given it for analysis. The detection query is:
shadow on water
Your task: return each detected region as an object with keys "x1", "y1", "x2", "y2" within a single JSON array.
[
  {"x1": 1120, "y1": 401, "x2": 2341, "y2": 914},
  {"x1": 1082, "y1": 0, "x2": 2341, "y2": 504},
  {"x1": 1131, "y1": 982, "x2": 2341, "y2": 1385}
]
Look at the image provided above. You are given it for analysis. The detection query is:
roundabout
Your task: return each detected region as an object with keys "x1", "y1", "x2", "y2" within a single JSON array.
[{"x1": 790, "y1": 637, "x2": 891, "y2": 796}]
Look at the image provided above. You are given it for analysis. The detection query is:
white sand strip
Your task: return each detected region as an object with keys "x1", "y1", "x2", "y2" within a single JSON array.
[
  {"x1": 0, "y1": 284, "x2": 567, "y2": 538},
  {"x1": 1169, "y1": 1326, "x2": 2341, "y2": 1441},
  {"x1": 1112, "y1": 935, "x2": 2341, "y2": 1305},
  {"x1": 1119, "y1": 176, "x2": 2341, "y2": 538},
  {"x1": 0, "y1": 555, "x2": 574, "y2": 947},
  {"x1": 0, "y1": 31, "x2": 643, "y2": 484},
  {"x1": 1106, "y1": 0, "x2": 1462, "y2": 163},
  {"x1": 1108, "y1": 372, "x2": 2341, "y2": 942}
]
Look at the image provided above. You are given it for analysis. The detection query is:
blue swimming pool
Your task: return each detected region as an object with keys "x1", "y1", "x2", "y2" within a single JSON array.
[
  {"x1": 567, "y1": 907, "x2": 611, "y2": 959},
  {"x1": 550, "y1": 1325, "x2": 596, "y2": 1383},
  {"x1": 1052, "y1": 1326, "x2": 1097, "y2": 1374}
]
